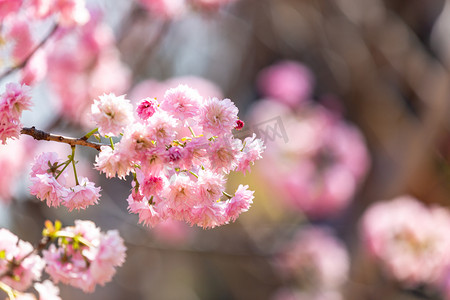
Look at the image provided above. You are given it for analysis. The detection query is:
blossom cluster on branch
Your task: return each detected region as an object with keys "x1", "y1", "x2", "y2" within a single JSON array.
[{"x1": 91, "y1": 84, "x2": 264, "y2": 228}]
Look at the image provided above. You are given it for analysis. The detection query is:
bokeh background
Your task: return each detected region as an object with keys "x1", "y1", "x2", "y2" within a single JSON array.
[{"x1": 2, "y1": 0, "x2": 450, "y2": 299}]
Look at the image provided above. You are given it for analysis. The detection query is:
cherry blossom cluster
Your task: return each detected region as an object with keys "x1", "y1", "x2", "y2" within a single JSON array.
[
  {"x1": 361, "y1": 195, "x2": 450, "y2": 298},
  {"x1": 273, "y1": 227, "x2": 349, "y2": 300},
  {"x1": 0, "y1": 83, "x2": 32, "y2": 144},
  {"x1": 29, "y1": 151, "x2": 101, "y2": 211},
  {"x1": 250, "y1": 60, "x2": 370, "y2": 219},
  {"x1": 91, "y1": 84, "x2": 264, "y2": 228},
  {"x1": 0, "y1": 220, "x2": 125, "y2": 299}
]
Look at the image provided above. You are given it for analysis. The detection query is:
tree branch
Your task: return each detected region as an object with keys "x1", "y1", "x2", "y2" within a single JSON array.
[{"x1": 21, "y1": 127, "x2": 104, "y2": 151}]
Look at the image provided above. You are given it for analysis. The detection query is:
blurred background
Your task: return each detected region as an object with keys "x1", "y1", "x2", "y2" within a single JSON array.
[{"x1": 2, "y1": 0, "x2": 450, "y2": 299}]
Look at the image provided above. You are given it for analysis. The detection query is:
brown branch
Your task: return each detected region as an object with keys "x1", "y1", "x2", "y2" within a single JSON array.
[
  {"x1": 21, "y1": 127, "x2": 103, "y2": 151},
  {"x1": 0, "y1": 24, "x2": 58, "y2": 81}
]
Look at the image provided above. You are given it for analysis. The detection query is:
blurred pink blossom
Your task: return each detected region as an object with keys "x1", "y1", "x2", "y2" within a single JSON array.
[
  {"x1": 7, "y1": 19, "x2": 34, "y2": 63},
  {"x1": 257, "y1": 60, "x2": 315, "y2": 107},
  {"x1": 252, "y1": 101, "x2": 369, "y2": 218},
  {"x1": 46, "y1": 17, "x2": 130, "y2": 124},
  {"x1": 360, "y1": 195, "x2": 450, "y2": 288},
  {"x1": 275, "y1": 226, "x2": 349, "y2": 291}
]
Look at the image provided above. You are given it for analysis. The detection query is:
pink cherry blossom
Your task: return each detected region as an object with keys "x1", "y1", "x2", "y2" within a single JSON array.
[
  {"x1": 161, "y1": 84, "x2": 202, "y2": 121},
  {"x1": 225, "y1": 184, "x2": 254, "y2": 222},
  {"x1": 236, "y1": 133, "x2": 265, "y2": 174},
  {"x1": 127, "y1": 194, "x2": 164, "y2": 227},
  {"x1": 63, "y1": 177, "x2": 101, "y2": 211},
  {"x1": 187, "y1": 202, "x2": 227, "y2": 229},
  {"x1": 147, "y1": 110, "x2": 178, "y2": 146},
  {"x1": 208, "y1": 136, "x2": 241, "y2": 173},
  {"x1": 95, "y1": 145, "x2": 134, "y2": 179},
  {"x1": 29, "y1": 174, "x2": 69, "y2": 207},
  {"x1": 199, "y1": 97, "x2": 238, "y2": 136},
  {"x1": 165, "y1": 173, "x2": 197, "y2": 209},
  {"x1": 360, "y1": 195, "x2": 450, "y2": 287},
  {"x1": 30, "y1": 152, "x2": 60, "y2": 177},
  {"x1": 0, "y1": 82, "x2": 32, "y2": 122},
  {"x1": 136, "y1": 97, "x2": 158, "y2": 120},
  {"x1": 196, "y1": 169, "x2": 225, "y2": 204},
  {"x1": 140, "y1": 173, "x2": 166, "y2": 198},
  {"x1": 91, "y1": 93, "x2": 134, "y2": 136}
]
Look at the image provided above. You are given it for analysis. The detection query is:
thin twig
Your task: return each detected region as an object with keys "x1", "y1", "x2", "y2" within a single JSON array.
[
  {"x1": 0, "y1": 24, "x2": 59, "y2": 81},
  {"x1": 21, "y1": 127, "x2": 104, "y2": 151}
]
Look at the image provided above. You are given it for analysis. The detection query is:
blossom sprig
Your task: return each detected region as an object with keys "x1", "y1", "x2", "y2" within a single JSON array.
[
  {"x1": 0, "y1": 220, "x2": 126, "y2": 299},
  {"x1": 29, "y1": 150, "x2": 101, "y2": 211},
  {"x1": 91, "y1": 84, "x2": 265, "y2": 228}
]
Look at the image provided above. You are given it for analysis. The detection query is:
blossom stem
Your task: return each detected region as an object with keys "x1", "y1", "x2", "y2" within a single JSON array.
[
  {"x1": 109, "y1": 137, "x2": 115, "y2": 150},
  {"x1": 0, "y1": 281, "x2": 15, "y2": 299},
  {"x1": 21, "y1": 127, "x2": 103, "y2": 151},
  {"x1": 189, "y1": 170, "x2": 199, "y2": 178},
  {"x1": 222, "y1": 191, "x2": 233, "y2": 199},
  {"x1": 81, "y1": 128, "x2": 99, "y2": 140},
  {"x1": 52, "y1": 231, "x2": 94, "y2": 248},
  {"x1": 54, "y1": 160, "x2": 70, "y2": 180},
  {"x1": 188, "y1": 126, "x2": 196, "y2": 137},
  {"x1": 71, "y1": 146, "x2": 79, "y2": 186}
]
